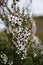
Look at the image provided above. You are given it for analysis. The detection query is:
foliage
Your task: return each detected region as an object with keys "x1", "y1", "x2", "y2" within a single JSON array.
[{"x1": 0, "y1": 0, "x2": 43, "y2": 65}]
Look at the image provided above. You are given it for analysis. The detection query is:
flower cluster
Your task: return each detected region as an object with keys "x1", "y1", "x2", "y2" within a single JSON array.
[
  {"x1": 0, "y1": 0, "x2": 42, "y2": 65},
  {"x1": 6, "y1": 13, "x2": 32, "y2": 59},
  {"x1": 1, "y1": 53, "x2": 8, "y2": 64},
  {"x1": 0, "y1": 52, "x2": 13, "y2": 65}
]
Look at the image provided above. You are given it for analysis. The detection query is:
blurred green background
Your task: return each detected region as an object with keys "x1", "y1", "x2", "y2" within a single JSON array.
[{"x1": 34, "y1": 16, "x2": 43, "y2": 42}]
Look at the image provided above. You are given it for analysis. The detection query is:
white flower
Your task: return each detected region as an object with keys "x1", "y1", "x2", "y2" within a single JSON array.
[
  {"x1": 1, "y1": 53, "x2": 8, "y2": 64},
  {"x1": 8, "y1": 60, "x2": 13, "y2": 65},
  {"x1": 34, "y1": 53, "x2": 37, "y2": 57}
]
